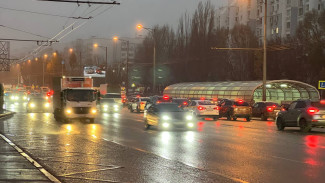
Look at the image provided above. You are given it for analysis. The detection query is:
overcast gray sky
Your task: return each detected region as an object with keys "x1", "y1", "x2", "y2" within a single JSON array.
[{"x1": 0, "y1": 0, "x2": 226, "y2": 58}]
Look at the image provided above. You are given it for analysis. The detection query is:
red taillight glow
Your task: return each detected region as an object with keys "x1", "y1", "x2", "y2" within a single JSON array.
[
  {"x1": 214, "y1": 106, "x2": 220, "y2": 110},
  {"x1": 200, "y1": 97, "x2": 205, "y2": 100},
  {"x1": 183, "y1": 102, "x2": 188, "y2": 106},
  {"x1": 320, "y1": 100, "x2": 325, "y2": 104},
  {"x1": 163, "y1": 95, "x2": 169, "y2": 100},
  {"x1": 136, "y1": 95, "x2": 140, "y2": 98},
  {"x1": 237, "y1": 100, "x2": 244, "y2": 104},
  {"x1": 272, "y1": 105, "x2": 276, "y2": 108},
  {"x1": 140, "y1": 102, "x2": 144, "y2": 105},
  {"x1": 267, "y1": 107, "x2": 274, "y2": 112},
  {"x1": 307, "y1": 107, "x2": 319, "y2": 115},
  {"x1": 197, "y1": 106, "x2": 206, "y2": 111}
]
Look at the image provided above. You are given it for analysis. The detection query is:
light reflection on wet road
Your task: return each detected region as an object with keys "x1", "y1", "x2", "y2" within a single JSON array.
[{"x1": 1, "y1": 102, "x2": 325, "y2": 183}]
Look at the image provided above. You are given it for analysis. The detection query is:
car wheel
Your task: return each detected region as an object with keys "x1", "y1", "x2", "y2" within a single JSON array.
[
  {"x1": 144, "y1": 119, "x2": 151, "y2": 130},
  {"x1": 130, "y1": 107, "x2": 134, "y2": 113},
  {"x1": 136, "y1": 106, "x2": 140, "y2": 113},
  {"x1": 226, "y1": 113, "x2": 231, "y2": 120},
  {"x1": 261, "y1": 114, "x2": 267, "y2": 121},
  {"x1": 232, "y1": 117, "x2": 237, "y2": 121},
  {"x1": 213, "y1": 117, "x2": 219, "y2": 121},
  {"x1": 276, "y1": 117, "x2": 285, "y2": 131},
  {"x1": 299, "y1": 119, "x2": 312, "y2": 132},
  {"x1": 246, "y1": 116, "x2": 251, "y2": 122}
]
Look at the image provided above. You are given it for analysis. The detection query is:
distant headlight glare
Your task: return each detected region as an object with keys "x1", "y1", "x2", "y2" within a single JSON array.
[
  {"x1": 30, "y1": 103, "x2": 35, "y2": 108},
  {"x1": 186, "y1": 115, "x2": 193, "y2": 120},
  {"x1": 187, "y1": 123, "x2": 194, "y2": 128},
  {"x1": 162, "y1": 115, "x2": 170, "y2": 120},
  {"x1": 162, "y1": 123, "x2": 170, "y2": 128}
]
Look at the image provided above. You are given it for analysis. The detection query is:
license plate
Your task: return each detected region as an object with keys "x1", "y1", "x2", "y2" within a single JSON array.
[{"x1": 207, "y1": 108, "x2": 213, "y2": 111}]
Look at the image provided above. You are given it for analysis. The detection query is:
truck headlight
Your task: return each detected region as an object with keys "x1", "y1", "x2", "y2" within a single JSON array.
[
  {"x1": 91, "y1": 109, "x2": 97, "y2": 114},
  {"x1": 162, "y1": 115, "x2": 170, "y2": 120},
  {"x1": 103, "y1": 105, "x2": 108, "y2": 108},
  {"x1": 162, "y1": 123, "x2": 170, "y2": 128},
  {"x1": 66, "y1": 109, "x2": 72, "y2": 114},
  {"x1": 44, "y1": 103, "x2": 50, "y2": 108},
  {"x1": 186, "y1": 115, "x2": 193, "y2": 120},
  {"x1": 187, "y1": 123, "x2": 194, "y2": 128},
  {"x1": 30, "y1": 103, "x2": 35, "y2": 108}
]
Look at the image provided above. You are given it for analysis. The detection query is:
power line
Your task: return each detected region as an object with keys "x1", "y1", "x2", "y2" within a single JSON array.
[
  {"x1": 38, "y1": 0, "x2": 121, "y2": 5},
  {"x1": 0, "y1": 6, "x2": 92, "y2": 19},
  {"x1": 0, "y1": 25, "x2": 50, "y2": 39}
]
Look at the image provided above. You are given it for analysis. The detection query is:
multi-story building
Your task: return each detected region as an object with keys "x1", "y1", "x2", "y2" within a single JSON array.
[{"x1": 216, "y1": 0, "x2": 325, "y2": 44}]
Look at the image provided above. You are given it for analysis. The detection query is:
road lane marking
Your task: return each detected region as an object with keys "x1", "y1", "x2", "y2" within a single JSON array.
[
  {"x1": 59, "y1": 166, "x2": 123, "y2": 177},
  {"x1": 64, "y1": 175, "x2": 119, "y2": 182},
  {"x1": 271, "y1": 155, "x2": 306, "y2": 164},
  {"x1": 102, "y1": 138, "x2": 249, "y2": 183},
  {"x1": 0, "y1": 133, "x2": 62, "y2": 183}
]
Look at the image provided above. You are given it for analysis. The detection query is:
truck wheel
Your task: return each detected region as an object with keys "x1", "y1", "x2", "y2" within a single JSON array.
[
  {"x1": 299, "y1": 119, "x2": 312, "y2": 132},
  {"x1": 276, "y1": 117, "x2": 285, "y2": 131}
]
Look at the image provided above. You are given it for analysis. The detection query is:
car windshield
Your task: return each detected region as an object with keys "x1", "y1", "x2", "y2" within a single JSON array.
[
  {"x1": 67, "y1": 90, "x2": 95, "y2": 101},
  {"x1": 101, "y1": 98, "x2": 116, "y2": 103},
  {"x1": 198, "y1": 101, "x2": 213, "y2": 105},
  {"x1": 156, "y1": 104, "x2": 183, "y2": 112},
  {"x1": 104, "y1": 94, "x2": 120, "y2": 98}
]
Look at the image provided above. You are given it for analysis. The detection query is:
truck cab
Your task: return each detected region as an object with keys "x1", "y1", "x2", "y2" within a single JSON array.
[{"x1": 53, "y1": 77, "x2": 98, "y2": 123}]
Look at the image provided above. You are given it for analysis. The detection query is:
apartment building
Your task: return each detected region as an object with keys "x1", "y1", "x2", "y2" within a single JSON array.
[{"x1": 216, "y1": 0, "x2": 325, "y2": 44}]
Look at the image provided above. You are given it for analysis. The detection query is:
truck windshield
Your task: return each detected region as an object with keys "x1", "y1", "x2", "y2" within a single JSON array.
[{"x1": 67, "y1": 90, "x2": 95, "y2": 102}]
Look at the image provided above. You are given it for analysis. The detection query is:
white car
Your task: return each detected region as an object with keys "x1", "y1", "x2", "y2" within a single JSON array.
[
  {"x1": 130, "y1": 97, "x2": 151, "y2": 113},
  {"x1": 185, "y1": 100, "x2": 220, "y2": 120}
]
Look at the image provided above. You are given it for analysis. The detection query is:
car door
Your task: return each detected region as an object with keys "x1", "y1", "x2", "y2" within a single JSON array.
[
  {"x1": 252, "y1": 103, "x2": 259, "y2": 117},
  {"x1": 285, "y1": 101, "x2": 298, "y2": 125},
  {"x1": 291, "y1": 101, "x2": 307, "y2": 125}
]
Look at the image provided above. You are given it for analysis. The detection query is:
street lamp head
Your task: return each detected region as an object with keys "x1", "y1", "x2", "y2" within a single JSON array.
[
  {"x1": 28, "y1": 59, "x2": 31, "y2": 63},
  {"x1": 113, "y1": 36, "x2": 118, "y2": 42},
  {"x1": 35, "y1": 57, "x2": 38, "y2": 61},
  {"x1": 93, "y1": 43, "x2": 99, "y2": 48},
  {"x1": 69, "y1": 48, "x2": 73, "y2": 53},
  {"x1": 44, "y1": 54, "x2": 48, "y2": 59},
  {"x1": 136, "y1": 24, "x2": 143, "y2": 31},
  {"x1": 53, "y1": 52, "x2": 57, "y2": 57}
]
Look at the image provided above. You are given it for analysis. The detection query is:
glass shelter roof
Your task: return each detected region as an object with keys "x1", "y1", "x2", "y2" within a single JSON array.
[{"x1": 163, "y1": 80, "x2": 320, "y2": 104}]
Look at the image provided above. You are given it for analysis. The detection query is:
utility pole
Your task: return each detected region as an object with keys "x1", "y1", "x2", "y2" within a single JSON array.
[
  {"x1": 262, "y1": 0, "x2": 267, "y2": 101},
  {"x1": 106, "y1": 46, "x2": 108, "y2": 83},
  {"x1": 126, "y1": 40, "x2": 129, "y2": 97}
]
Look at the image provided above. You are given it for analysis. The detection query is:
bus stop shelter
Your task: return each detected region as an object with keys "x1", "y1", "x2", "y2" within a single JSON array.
[{"x1": 163, "y1": 80, "x2": 320, "y2": 104}]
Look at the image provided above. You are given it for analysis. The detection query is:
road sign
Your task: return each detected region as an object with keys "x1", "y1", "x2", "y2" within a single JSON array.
[{"x1": 319, "y1": 81, "x2": 325, "y2": 89}]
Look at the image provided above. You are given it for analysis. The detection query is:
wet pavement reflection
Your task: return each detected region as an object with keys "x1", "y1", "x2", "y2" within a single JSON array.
[{"x1": 2, "y1": 102, "x2": 325, "y2": 183}]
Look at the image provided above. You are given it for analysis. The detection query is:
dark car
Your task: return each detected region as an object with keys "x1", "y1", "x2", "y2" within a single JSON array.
[
  {"x1": 144, "y1": 103, "x2": 196, "y2": 130},
  {"x1": 27, "y1": 97, "x2": 51, "y2": 113},
  {"x1": 150, "y1": 95, "x2": 173, "y2": 104},
  {"x1": 276, "y1": 100, "x2": 325, "y2": 132},
  {"x1": 100, "y1": 98, "x2": 122, "y2": 113},
  {"x1": 172, "y1": 98, "x2": 189, "y2": 108},
  {"x1": 252, "y1": 102, "x2": 280, "y2": 120},
  {"x1": 219, "y1": 99, "x2": 252, "y2": 121}
]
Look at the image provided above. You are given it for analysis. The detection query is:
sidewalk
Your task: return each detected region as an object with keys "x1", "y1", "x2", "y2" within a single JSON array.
[
  {"x1": 0, "y1": 134, "x2": 53, "y2": 182},
  {"x1": 0, "y1": 109, "x2": 15, "y2": 118}
]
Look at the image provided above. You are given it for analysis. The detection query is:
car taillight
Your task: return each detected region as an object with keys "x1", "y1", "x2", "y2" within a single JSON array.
[
  {"x1": 214, "y1": 106, "x2": 220, "y2": 110},
  {"x1": 197, "y1": 106, "x2": 206, "y2": 111},
  {"x1": 320, "y1": 100, "x2": 325, "y2": 104},
  {"x1": 307, "y1": 107, "x2": 319, "y2": 115},
  {"x1": 272, "y1": 105, "x2": 276, "y2": 108},
  {"x1": 140, "y1": 102, "x2": 144, "y2": 105},
  {"x1": 183, "y1": 102, "x2": 188, "y2": 106},
  {"x1": 267, "y1": 107, "x2": 274, "y2": 112},
  {"x1": 200, "y1": 97, "x2": 205, "y2": 100},
  {"x1": 163, "y1": 95, "x2": 169, "y2": 100}
]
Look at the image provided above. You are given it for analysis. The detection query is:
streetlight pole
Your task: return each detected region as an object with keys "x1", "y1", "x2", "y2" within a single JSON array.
[
  {"x1": 136, "y1": 24, "x2": 156, "y2": 93},
  {"x1": 43, "y1": 54, "x2": 48, "y2": 87},
  {"x1": 262, "y1": 0, "x2": 267, "y2": 101}
]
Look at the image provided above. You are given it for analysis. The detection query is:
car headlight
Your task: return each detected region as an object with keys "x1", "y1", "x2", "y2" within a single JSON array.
[
  {"x1": 44, "y1": 103, "x2": 50, "y2": 108},
  {"x1": 103, "y1": 105, "x2": 108, "y2": 108},
  {"x1": 162, "y1": 123, "x2": 170, "y2": 128},
  {"x1": 30, "y1": 103, "x2": 35, "y2": 108},
  {"x1": 11, "y1": 96, "x2": 14, "y2": 100},
  {"x1": 114, "y1": 104, "x2": 118, "y2": 108},
  {"x1": 91, "y1": 108, "x2": 97, "y2": 114},
  {"x1": 187, "y1": 123, "x2": 194, "y2": 128},
  {"x1": 15, "y1": 96, "x2": 19, "y2": 100},
  {"x1": 162, "y1": 115, "x2": 170, "y2": 120},
  {"x1": 66, "y1": 109, "x2": 72, "y2": 114},
  {"x1": 23, "y1": 96, "x2": 27, "y2": 100},
  {"x1": 186, "y1": 115, "x2": 193, "y2": 120}
]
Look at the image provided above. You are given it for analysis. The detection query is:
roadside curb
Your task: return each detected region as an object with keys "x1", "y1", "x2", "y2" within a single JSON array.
[{"x1": 0, "y1": 110, "x2": 15, "y2": 118}]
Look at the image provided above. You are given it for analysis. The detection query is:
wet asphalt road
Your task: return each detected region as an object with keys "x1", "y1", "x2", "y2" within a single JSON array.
[{"x1": 1, "y1": 102, "x2": 325, "y2": 183}]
